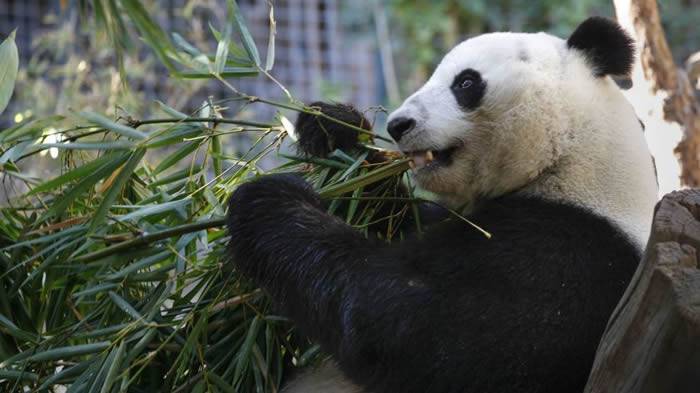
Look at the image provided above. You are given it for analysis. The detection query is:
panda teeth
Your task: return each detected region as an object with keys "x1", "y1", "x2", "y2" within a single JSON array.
[{"x1": 409, "y1": 150, "x2": 435, "y2": 171}]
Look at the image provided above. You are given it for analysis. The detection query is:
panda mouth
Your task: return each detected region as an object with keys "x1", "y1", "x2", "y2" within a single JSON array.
[{"x1": 406, "y1": 145, "x2": 460, "y2": 171}]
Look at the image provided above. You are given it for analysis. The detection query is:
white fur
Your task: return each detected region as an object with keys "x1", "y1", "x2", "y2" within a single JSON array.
[
  {"x1": 282, "y1": 361, "x2": 362, "y2": 393},
  {"x1": 287, "y1": 29, "x2": 659, "y2": 393},
  {"x1": 389, "y1": 31, "x2": 657, "y2": 247}
]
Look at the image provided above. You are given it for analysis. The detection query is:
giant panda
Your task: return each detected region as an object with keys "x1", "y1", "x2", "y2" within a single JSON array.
[{"x1": 226, "y1": 17, "x2": 658, "y2": 393}]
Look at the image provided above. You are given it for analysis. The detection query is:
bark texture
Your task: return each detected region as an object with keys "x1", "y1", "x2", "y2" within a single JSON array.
[
  {"x1": 615, "y1": 0, "x2": 700, "y2": 186},
  {"x1": 584, "y1": 189, "x2": 700, "y2": 393}
]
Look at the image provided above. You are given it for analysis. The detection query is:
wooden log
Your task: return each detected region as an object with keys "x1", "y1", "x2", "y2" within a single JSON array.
[
  {"x1": 614, "y1": 0, "x2": 700, "y2": 187},
  {"x1": 584, "y1": 189, "x2": 700, "y2": 393}
]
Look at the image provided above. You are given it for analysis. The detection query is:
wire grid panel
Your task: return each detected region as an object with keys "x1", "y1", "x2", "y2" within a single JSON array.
[
  {"x1": 235, "y1": 0, "x2": 379, "y2": 117},
  {"x1": 0, "y1": 0, "x2": 380, "y2": 119}
]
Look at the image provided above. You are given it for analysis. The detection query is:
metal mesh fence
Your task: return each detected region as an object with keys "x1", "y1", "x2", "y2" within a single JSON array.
[{"x1": 0, "y1": 0, "x2": 381, "y2": 119}]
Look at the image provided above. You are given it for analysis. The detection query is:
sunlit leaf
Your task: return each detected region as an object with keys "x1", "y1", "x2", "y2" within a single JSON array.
[
  {"x1": 78, "y1": 111, "x2": 147, "y2": 140},
  {"x1": 0, "y1": 29, "x2": 19, "y2": 115}
]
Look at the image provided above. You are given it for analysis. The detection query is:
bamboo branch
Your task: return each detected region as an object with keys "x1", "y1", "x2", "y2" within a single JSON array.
[{"x1": 73, "y1": 218, "x2": 226, "y2": 263}]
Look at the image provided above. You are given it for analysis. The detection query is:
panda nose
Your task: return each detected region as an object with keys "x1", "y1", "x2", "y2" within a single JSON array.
[{"x1": 387, "y1": 117, "x2": 416, "y2": 142}]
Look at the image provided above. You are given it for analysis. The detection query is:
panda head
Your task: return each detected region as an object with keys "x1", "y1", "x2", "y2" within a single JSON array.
[{"x1": 387, "y1": 17, "x2": 637, "y2": 207}]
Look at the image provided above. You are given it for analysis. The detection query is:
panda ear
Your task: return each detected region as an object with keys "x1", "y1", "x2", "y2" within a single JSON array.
[{"x1": 567, "y1": 17, "x2": 635, "y2": 77}]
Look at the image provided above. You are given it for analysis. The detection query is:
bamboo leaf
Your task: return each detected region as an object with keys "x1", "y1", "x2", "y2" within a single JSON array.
[
  {"x1": 28, "y1": 152, "x2": 123, "y2": 195},
  {"x1": 42, "y1": 152, "x2": 131, "y2": 220},
  {"x1": 24, "y1": 342, "x2": 110, "y2": 362},
  {"x1": 78, "y1": 111, "x2": 147, "y2": 140},
  {"x1": 0, "y1": 115, "x2": 64, "y2": 143},
  {"x1": 34, "y1": 141, "x2": 135, "y2": 151},
  {"x1": 208, "y1": 371, "x2": 236, "y2": 393},
  {"x1": 155, "y1": 100, "x2": 188, "y2": 119},
  {"x1": 320, "y1": 159, "x2": 411, "y2": 198},
  {"x1": 108, "y1": 291, "x2": 143, "y2": 321},
  {"x1": 0, "y1": 314, "x2": 38, "y2": 342},
  {"x1": 119, "y1": 0, "x2": 180, "y2": 71},
  {"x1": 233, "y1": 315, "x2": 261, "y2": 386},
  {"x1": 208, "y1": 22, "x2": 250, "y2": 61},
  {"x1": 178, "y1": 67, "x2": 258, "y2": 79},
  {"x1": 228, "y1": 0, "x2": 260, "y2": 65},
  {"x1": 72, "y1": 283, "x2": 120, "y2": 299},
  {"x1": 88, "y1": 148, "x2": 146, "y2": 233},
  {"x1": 37, "y1": 361, "x2": 91, "y2": 390},
  {"x1": 0, "y1": 369, "x2": 39, "y2": 382},
  {"x1": 103, "y1": 250, "x2": 170, "y2": 280},
  {"x1": 99, "y1": 341, "x2": 125, "y2": 393},
  {"x1": 88, "y1": 351, "x2": 114, "y2": 393},
  {"x1": 213, "y1": 21, "x2": 232, "y2": 74},
  {"x1": 0, "y1": 29, "x2": 19, "y2": 115},
  {"x1": 154, "y1": 142, "x2": 201, "y2": 174},
  {"x1": 265, "y1": 6, "x2": 276, "y2": 71},
  {"x1": 117, "y1": 199, "x2": 190, "y2": 222}
]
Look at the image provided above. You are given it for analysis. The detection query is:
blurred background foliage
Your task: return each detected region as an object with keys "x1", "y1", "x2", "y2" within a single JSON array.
[
  {"x1": 3, "y1": 0, "x2": 699, "y2": 128},
  {"x1": 0, "y1": 0, "x2": 698, "y2": 392}
]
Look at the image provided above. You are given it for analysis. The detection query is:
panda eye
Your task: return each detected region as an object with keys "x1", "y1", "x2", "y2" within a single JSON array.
[
  {"x1": 451, "y1": 68, "x2": 486, "y2": 110},
  {"x1": 459, "y1": 77, "x2": 474, "y2": 89}
]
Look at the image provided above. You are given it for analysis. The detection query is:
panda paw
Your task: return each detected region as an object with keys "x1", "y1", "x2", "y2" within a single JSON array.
[
  {"x1": 227, "y1": 173, "x2": 321, "y2": 225},
  {"x1": 295, "y1": 102, "x2": 372, "y2": 158},
  {"x1": 227, "y1": 174, "x2": 322, "y2": 245},
  {"x1": 226, "y1": 174, "x2": 324, "y2": 277}
]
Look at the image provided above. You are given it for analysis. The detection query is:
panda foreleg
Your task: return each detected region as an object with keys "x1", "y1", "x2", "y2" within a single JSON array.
[{"x1": 226, "y1": 173, "x2": 434, "y2": 391}]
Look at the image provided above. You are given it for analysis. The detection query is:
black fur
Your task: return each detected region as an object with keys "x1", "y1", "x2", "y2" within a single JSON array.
[
  {"x1": 450, "y1": 69, "x2": 487, "y2": 110},
  {"x1": 227, "y1": 174, "x2": 640, "y2": 393},
  {"x1": 567, "y1": 17, "x2": 635, "y2": 77},
  {"x1": 295, "y1": 102, "x2": 371, "y2": 157}
]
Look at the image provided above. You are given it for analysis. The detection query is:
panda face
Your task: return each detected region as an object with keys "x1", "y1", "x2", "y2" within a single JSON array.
[{"x1": 388, "y1": 32, "x2": 579, "y2": 206}]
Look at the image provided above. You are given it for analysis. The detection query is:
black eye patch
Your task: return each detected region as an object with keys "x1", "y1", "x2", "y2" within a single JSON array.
[{"x1": 450, "y1": 69, "x2": 487, "y2": 110}]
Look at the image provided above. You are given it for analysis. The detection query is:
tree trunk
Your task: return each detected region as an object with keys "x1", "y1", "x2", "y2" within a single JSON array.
[
  {"x1": 584, "y1": 189, "x2": 700, "y2": 392},
  {"x1": 614, "y1": 0, "x2": 700, "y2": 187}
]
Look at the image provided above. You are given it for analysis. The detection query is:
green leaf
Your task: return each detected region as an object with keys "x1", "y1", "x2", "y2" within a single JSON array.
[
  {"x1": 153, "y1": 142, "x2": 201, "y2": 174},
  {"x1": 265, "y1": 6, "x2": 276, "y2": 71},
  {"x1": 25, "y1": 342, "x2": 111, "y2": 362},
  {"x1": 33, "y1": 141, "x2": 135, "y2": 151},
  {"x1": 117, "y1": 199, "x2": 190, "y2": 222},
  {"x1": 0, "y1": 115, "x2": 64, "y2": 144},
  {"x1": 72, "y1": 283, "x2": 120, "y2": 299},
  {"x1": 171, "y1": 32, "x2": 205, "y2": 58},
  {"x1": 208, "y1": 22, "x2": 250, "y2": 61},
  {"x1": 320, "y1": 159, "x2": 411, "y2": 198},
  {"x1": 108, "y1": 291, "x2": 143, "y2": 320},
  {"x1": 178, "y1": 67, "x2": 258, "y2": 79},
  {"x1": 213, "y1": 20, "x2": 232, "y2": 74},
  {"x1": 155, "y1": 100, "x2": 188, "y2": 119},
  {"x1": 88, "y1": 148, "x2": 146, "y2": 233},
  {"x1": 228, "y1": 0, "x2": 260, "y2": 65},
  {"x1": 41, "y1": 152, "x2": 131, "y2": 220},
  {"x1": 0, "y1": 313, "x2": 38, "y2": 342},
  {"x1": 100, "y1": 341, "x2": 126, "y2": 393},
  {"x1": 0, "y1": 369, "x2": 39, "y2": 382},
  {"x1": 119, "y1": 0, "x2": 180, "y2": 71},
  {"x1": 145, "y1": 124, "x2": 203, "y2": 148},
  {"x1": 208, "y1": 371, "x2": 236, "y2": 393},
  {"x1": 0, "y1": 29, "x2": 19, "y2": 115},
  {"x1": 29, "y1": 152, "x2": 123, "y2": 195},
  {"x1": 103, "y1": 250, "x2": 170, "y2": 280},
  {"x1": 37, "y1": 361, "x2": 91, "y2": 390},
  {"x1": 78, "y1": 111, "x2": 147, "y2": 140},
  {"x1": 233, "y1": 315, "x2": 261, "y2": 386}
]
